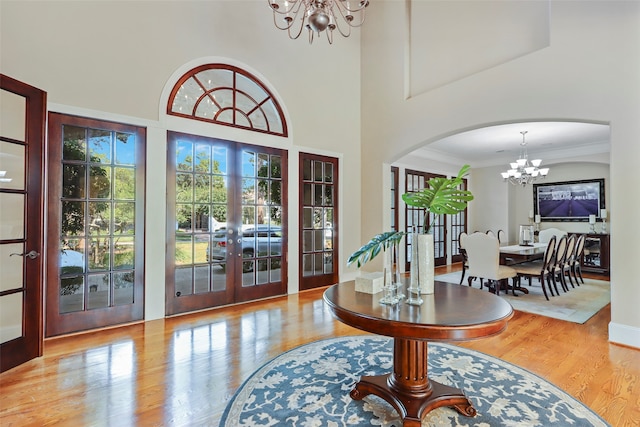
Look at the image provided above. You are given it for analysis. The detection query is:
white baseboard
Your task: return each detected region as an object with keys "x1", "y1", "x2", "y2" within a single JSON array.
[{"x1": 609, "y1": 322, "x2": 640, "y2": 349}]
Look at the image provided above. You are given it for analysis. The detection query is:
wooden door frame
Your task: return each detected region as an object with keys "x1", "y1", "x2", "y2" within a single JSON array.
[
  {"x1": 165, "y1": 132, "x2": 289, "y2": 315},
  {"x1": 45, "y1": 113, "x2": 146, "y2": 337},
  {"x1": 298, "y1": 152, "x2": 339, "y2": 291},
  {"x1": 0, "y1": 74, "x2": 46, "y2": 373}
]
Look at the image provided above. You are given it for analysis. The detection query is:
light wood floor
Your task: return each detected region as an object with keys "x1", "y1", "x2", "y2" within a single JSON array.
[{"x1": 1, "y1": 266, "x2": 638, "y2": 426}]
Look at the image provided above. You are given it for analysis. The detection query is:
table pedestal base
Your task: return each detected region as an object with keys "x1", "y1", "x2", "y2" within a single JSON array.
[{"x1": 350, "y1": 338, "x2": 477, "y2": 426}]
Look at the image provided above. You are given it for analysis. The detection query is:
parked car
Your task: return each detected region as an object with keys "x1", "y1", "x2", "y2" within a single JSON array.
[{"x1": 207, "y1": 225, "x2": 283, "y2": 270}]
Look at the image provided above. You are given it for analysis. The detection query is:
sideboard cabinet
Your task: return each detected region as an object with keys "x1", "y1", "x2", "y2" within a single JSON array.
[{"x1": 580, "y1": 233, "x2": 610, "y2": 275}]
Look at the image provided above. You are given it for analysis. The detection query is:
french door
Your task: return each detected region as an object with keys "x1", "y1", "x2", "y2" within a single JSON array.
[
  {"x1": 299, "y1": 153, "x2": 338, "y2": 290},
  {"x1": 166, "y1": 132, "x2": 287, "y2": 315},
  {"x1": 46, "y1": 113, "x2": 146, "y2": 336},
  {"x1": 0, "y1": 75, "x2": 46, "y2": 373},
  {"x1": 405, "y1": 169, "x2": 447, "y2": 270}
]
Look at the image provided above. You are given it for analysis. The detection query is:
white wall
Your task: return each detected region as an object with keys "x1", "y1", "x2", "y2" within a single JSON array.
[
  {"x1": 1, "y1": 1, "x2": 363, "y2": 320},
  {"x1": 361, "y1": 1, "x2": 640, "y2": 348}
]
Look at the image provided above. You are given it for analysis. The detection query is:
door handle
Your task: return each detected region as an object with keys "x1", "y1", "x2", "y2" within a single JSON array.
[{"x1": 10, "y1": 250, "x2": 40, "y2": 259}]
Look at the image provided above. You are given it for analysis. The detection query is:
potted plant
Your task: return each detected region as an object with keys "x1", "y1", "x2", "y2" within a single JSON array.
[{"x1": 347, "y1": 164, "x2": 473, "y2": 294}]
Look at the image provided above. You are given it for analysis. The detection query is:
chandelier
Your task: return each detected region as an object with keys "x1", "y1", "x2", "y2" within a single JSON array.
[
  {"x1": 500, "y1": 131, "x2": 550, "y2": 185},
  {"x1": 268, "y1": 0, "x2": 369, "y2": 44}
]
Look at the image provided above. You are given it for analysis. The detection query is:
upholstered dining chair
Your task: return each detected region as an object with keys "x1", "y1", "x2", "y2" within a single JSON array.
[
  {"x1": 539, "y1": 227, "x2": 567, "y2": 244},
  {"x1": 551, "y1": 235, "x2": 569, "y2": 294},
  {"x1": 497, "y1": 229, "x2": 506, "y2": 244},
  {"x1": 511, "y1": 235, "x2": 557, "y2": 300},
  {"x1": 571, "y1": 234, "x2": 586, "y2": 285},
  {"x1": 465, "y1": 232, "x2": 518, "y2": 295},
  {"x1": 458, "y1": 232, "x2": 469, "y2": 285},
  {"x1": 486, "y1": 230, "x2": 496, "y2": 238}
]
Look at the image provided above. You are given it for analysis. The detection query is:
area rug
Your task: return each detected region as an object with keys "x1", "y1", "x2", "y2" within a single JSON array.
[
  {"x1": 434, "y1": 273, "x2": 610, "y2": 324},
  {"x1": 220, "y1": 336, "x2": 609, "y2": 427}
]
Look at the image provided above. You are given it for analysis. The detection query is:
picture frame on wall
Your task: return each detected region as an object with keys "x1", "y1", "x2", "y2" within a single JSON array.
[{"x1": 533, "y1": 178, "x2": 605, "y2": 222}]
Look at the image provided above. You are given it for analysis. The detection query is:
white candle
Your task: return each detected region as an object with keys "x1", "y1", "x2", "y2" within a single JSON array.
[
  {"x1": 523, "y1": 229, "x2": 530, "y2": 241},
  {"x1": 589, "y1": 214, "x2": 596, "y2": 224},
  {"x1": 601, "y1": 209, "x2": 608, "y2": 219},
  {"x1": 535, "y1": 214, "x2": 541, "y2": 223},
  {"x1": 529, "y1": 210, "x2": 534, "y2": 219}
]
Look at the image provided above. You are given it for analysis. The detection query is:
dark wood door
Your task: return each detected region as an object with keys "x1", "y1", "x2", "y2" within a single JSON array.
[
  {"x1": 45, "y1": 113, "x2": 146, "y2": 336},
  {"x1": 0, "y1": 75, "x2": 46, "y2": 372},
  {"x1": 166, "y1": 132, "x2": 288, "y2": 315},
  {"x1": 299, "y1": 153, "x2": 339, "y2": 290}
]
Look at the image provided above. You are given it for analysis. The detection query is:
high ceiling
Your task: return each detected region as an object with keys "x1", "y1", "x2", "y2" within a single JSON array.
[{"x1": 406, "y1": 122, "x2": 610, "y2": 168}]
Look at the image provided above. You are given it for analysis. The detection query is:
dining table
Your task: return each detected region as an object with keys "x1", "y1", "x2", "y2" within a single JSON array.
[{"x1": 499, "y1": 242, "x2": 547, "y2": 265}]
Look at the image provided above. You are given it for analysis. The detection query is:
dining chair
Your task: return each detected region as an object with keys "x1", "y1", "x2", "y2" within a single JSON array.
[
  {"x1": 511, "y1": 235, "x2": 557, "y2": 300},
  {"x1": 539, "y1": 227, "x2": 567, "y2": 244},
  {"x1": 571, "y1": 234, "x2": 586, "y2": 285},
  {"x1": 550, "y1": 235, "x2": 569, "y2": 293},
  {"x1": 458, "y1": 232, "x2": 469, "y2": 285},
  {"x1": 465, "y1": 232, "x2": 518, "y2": 295},
  {"x1": 562, "y1": 234, "x2": 577, "y2": 288},
  {"x1": 486, "y1": 230, "x2": 496, "y2": 238},
  {"x1": 497, "y1": 229, "x2": 506, "y2": 244}
]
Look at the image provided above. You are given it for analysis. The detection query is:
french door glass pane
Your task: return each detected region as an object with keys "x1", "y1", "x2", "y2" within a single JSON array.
[
  {"x1": 59, "y1": 124, "x2": 139, "y2": 314},
  {"x1": 302, "y1": 159, "x2": 335, "y2": 278},
  {"x1": 0, "y1": 294, "x2": 22, "y2": 342}
]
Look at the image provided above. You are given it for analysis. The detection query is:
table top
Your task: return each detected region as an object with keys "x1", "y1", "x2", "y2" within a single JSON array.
[
  {"x1": 499, "y1": 242, "x2": 547, "y2": 256},
  {"x1": 323, "y1": 280, "x2": 513, "y2": 342}
]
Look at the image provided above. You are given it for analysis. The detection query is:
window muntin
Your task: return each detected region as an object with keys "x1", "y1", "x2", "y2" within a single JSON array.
[{"x1": 168, "y1": 64, "x2": 287, "y2": 137}]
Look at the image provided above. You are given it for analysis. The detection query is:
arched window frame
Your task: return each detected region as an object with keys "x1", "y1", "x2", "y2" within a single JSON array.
[{"x1": 167, "y1": 64, "x2": 288, "y2": 137}]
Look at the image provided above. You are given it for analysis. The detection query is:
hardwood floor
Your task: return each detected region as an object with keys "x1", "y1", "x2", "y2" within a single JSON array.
[{"x1": 1, "y1": 267, "x2": 638, "y2": 426}]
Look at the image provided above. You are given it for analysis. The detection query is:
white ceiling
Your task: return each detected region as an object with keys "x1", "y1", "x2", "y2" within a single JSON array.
[{"x1": 407, "y1": 122, "x2": 611, "y2": 168}]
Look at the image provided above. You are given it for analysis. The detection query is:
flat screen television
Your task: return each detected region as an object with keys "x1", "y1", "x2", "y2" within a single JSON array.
[{"x1": 533, "y1": 178, "x2": 605, "y2": 222}]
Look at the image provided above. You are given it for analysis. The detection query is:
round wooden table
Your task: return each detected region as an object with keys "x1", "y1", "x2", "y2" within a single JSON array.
[{"x1": 323, "y1": 280, "x2": 514, "y2": 426}]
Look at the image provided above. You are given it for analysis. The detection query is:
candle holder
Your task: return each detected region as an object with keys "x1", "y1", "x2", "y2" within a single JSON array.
[
  {"x1": 406, "y1": 233, "x2": 424, "y2": 306},
  {"x1": 519, "y1": 224, "x2": 534, "y2": 246},
  {"x1": 379, "y1": 244, "x2": 403, "y2": 306}
]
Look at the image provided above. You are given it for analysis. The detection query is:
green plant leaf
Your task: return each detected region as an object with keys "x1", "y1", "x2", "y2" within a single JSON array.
[
  {"x1": 401, "y1": 164, "x2": 473, "y2": 232},
  {"x1": 346, "y1": 231, "x2": 405, "y2": 268}
]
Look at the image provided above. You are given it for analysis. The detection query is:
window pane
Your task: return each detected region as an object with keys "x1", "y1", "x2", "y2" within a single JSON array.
[
  {"x1": 88, "y1": 129, "x2": 111, "y2": 164},
  {"x1": 89, "y1": 166, "x2": 111, "y2": 199},
  {"x1": 62, "y1": 125, "x2": 86, "y2": 161},
  {"x1": 63, "y1": 164, "x2": 86, "y2": 198},
  {"x1": 88, "y1": 273, "x2": 109, "y2": 310},
  {"x1": 114, "y1": 271, "x2": 134, "y2": 305},
  {"x1": 242, "y1": 150, "x2": 255, "y2": 177},
  {"x1": 176, "y1": 141, "x2": 193, "y2": 172},
  {"x1": 114, "y1": 167, "x2": 135, "y2": 200},
  {"x1": 115, "y1": 132, "x2": 136, "y2": 165}
]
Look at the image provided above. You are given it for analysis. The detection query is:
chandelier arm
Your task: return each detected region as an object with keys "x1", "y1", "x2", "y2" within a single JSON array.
[
  {"x1": 288, "y1": 20, "x2": 305, "y2": 40},
  {"x1": 326, "y1": 26, "x2": 334, "y2": 44},
  {"x1": 270, "y1": 0, "x2": 306, "y2": 32}
]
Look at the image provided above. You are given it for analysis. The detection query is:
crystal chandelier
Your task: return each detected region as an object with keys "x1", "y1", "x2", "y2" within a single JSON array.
[
  {"x1": 268, "y1": 0, "x2": 369, "y2": 44},
  {"x1": 500, "y1": 131, "x2": 550, "y2": 185}
]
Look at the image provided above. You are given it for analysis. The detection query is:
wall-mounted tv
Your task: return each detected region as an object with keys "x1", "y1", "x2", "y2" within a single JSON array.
[{"x1": 533, "y1": 178, "x2": 605, "y2": 222}]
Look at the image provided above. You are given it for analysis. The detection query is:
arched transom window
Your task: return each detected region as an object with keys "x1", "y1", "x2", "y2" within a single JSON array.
[{"x1": 168, "y1": 64, "x2": 287, "y2": 137}]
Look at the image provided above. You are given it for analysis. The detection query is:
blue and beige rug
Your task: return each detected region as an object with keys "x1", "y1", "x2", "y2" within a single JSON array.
[{"x1": 220, "y1": 336, "x2": 609, "y2": 426}]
